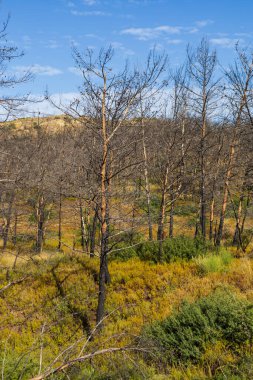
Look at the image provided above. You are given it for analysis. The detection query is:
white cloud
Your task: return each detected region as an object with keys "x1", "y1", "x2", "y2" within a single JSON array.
[
  {"x1": 22, "y1": 35, "x2": 32, "y2": 49},
  {"x1": 210, "y1": 38, "x2": 242, "y2": 48},
  {"x1": 46, "y1": 40, "x2": 61, "y2": 49},
  {"x1": 0, "y1": 93, "x2": 79, "y2": 119},
  {"x1": 68, "y1": 67, "x2": 83, "y2": 76},
  {"x1": 15, "y1": 64, "x2": 63, "y2": 76},
  {"x1": 83, "y1": 0, "x2": 97, "y2": 4},
  {"x1": 64, "y1": 35, "x2": 80, "y2": 47},
  {"x1": 128, "y1": 0, "x2": 163, "y2": 4},
  {"x1": 166, "y1": 39, "x2": 183, "y2": 45},
  {"x1": 121, "y1": 25, "x2": 198, "y2": 40},
  {"x1": 111, "y1": 42, "x2": 135, "y2": 55},
  {"x1": 187, "y1": 27, "x2": 199, "y2": 34},
  {"x1": 156, "y1": 25, "x2": 182, "y2": 34},
  {"x1": 195, "y1": 19, "x2": 214, "y2": 28},
  {"x1": 121, "y1": 25, "x2": 182, "y2": 40},
  {"x1": 71, "y1": 10, "x2": 110, "y2": 16},
  {"x1": 24, "y1": 92, "x2": 80, "y2": 117}
]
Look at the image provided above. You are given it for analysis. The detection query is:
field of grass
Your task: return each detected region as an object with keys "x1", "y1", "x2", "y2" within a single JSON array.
[{"x1": 0, "y1": 196, "x2": 253, "y2": 379}]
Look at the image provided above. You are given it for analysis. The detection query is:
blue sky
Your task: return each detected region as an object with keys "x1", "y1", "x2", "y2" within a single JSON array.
[{"x1": 1, "y1": 0, "x2": 253, "y2": 115}]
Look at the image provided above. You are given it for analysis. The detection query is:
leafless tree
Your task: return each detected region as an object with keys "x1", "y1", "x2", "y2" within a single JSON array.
[{"x1": 187, "y1": 38, "x2": 220, "y2": 239}]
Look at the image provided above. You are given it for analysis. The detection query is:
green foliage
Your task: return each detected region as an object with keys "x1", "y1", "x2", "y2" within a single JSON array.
[
  {"x1": 109, "y1": 231, "x2": 142, "y2": 261},
  {"x1": 136, "y1": 236, "x2": 206, "y2": 263},
  {"x1": 74, "y1": 358, "x2": 151, "y2": 380},
  {"x1": 240, "y1": 228, "x2": 253, "y2": 251},
  {"x1": 14, "y1": 233, "x2": 34, "y2": 243},
  {"x1": 195, "y1": 249, "x2": 233, "y2": 275},
  {"x1": 212, "y1": 354, "x2": 253, "y2": 380},
  {"x1": 174, "y1": 203, "x2": 197, "y2": 216},
  {"x1": 0, "y1": 349, "x2": 38, "y2": 380},
  {"x1": 141, "y1": 288, "x2": 253, "y2": 367},
  {"x1": 136, "y1": 194, "x2": 161, "y2": 218}
]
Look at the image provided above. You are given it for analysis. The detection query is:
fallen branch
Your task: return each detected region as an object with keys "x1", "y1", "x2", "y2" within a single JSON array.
[
  {"x1": 0, "y1": 276, "x2": 28, "y2": 295},
  {"x1": 29, "y1": 346, "x2": 148, "y2": 380}
]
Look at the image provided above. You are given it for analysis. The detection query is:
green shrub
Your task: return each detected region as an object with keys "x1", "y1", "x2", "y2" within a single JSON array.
[
  {"x1": 174, "y1": 203, "x2": 197, "y2": 216},
  {"x1": 136, "y1": 236, "x2": 206, "y2": 263},
  {"x1": 212, "y1": 354, "x2": 253, "y2": 380},
  {"x1": 137, "y1": 194, "x2": 161, "y2": 216},
  {"x1": 109, "y1": 231, "x2": 142, "y2": 261},
  {"x1": 109, "y1": 242, "x2": 138, "y2": 261},
  {"x1": 140, "y1": 288, "x2": 253, "y2": 366},
  {"x1": 195, "y1": 249, "x2": 233, "y2": 275}
]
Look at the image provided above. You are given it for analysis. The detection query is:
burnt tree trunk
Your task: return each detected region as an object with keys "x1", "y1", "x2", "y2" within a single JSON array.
[
  {"x1": 90, "y1": 203, "x2": 98, "y2": 258},
  {"x1": 2, "y1": 192, "x2": 15, "y2": 250},
  {"x1": 142, "y1": 119, "x2": 153, "y2": 241},
  {"x1": 79, "y1": 199, "x2": 86, "y2": 252},
  {"x1": 35, "y1": 195, "x2": 45, "y2": 253},
  {"x1": 216, "y1": 143, "x2": 235, "y2": 246},
  {"x1": 58, "y1": 189, "x2": 62, "y2": 251},
  {"x1": 157, "y1": 165, "x2": 169, "y2": 261}
]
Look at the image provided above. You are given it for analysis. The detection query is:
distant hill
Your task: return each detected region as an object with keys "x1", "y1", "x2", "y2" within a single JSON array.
[{"x1": 0, "y1": 114, "x2": 82, "y2": 133}]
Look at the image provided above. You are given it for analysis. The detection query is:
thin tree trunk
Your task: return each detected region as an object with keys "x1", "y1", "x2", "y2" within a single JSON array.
[
  {"x1": 12, "y1": 209, "x2": 18, "y2": 246},
  {"x1": 200, "y1": 128, "x2": 206, "y2": 239},
  {"x1": 241, "y1": 193, "x2": 250, "y2": 235},
  {"x1": 58, "y1": 189, "x2": 62, "y2": 251},
  {"x1": 216, "y1": 143, "x2": 235, "y2": 246},
  {"x1": 3, "y1": 192, "x2": 15, "y2": 250},
  {"x1": 142, "y1": 119, "x2": 153, "y2": 241},
  {"x1": 96, "y1": 72, "x2": 109, "y2": 325},
  {"x1": 169, "y1": 185, "x2": 174, "y2": 238},
  {"x1": 232, "y1": 194, "x2": 243, "y2": 246},
  {"x1": 85, "y1": 206, "x2": 90, "y2": 252},
  {"x1": 130, "y1": 203, "x2": 136, "y2": 245},
  {"x1": 180, "y1": 118, "x2": 185, "y2": 177},
  {"x1": 90, "y1": 203, "x2": 98, "y2": 258},
  {"x1": 157, "y1": 165, "x2": 169, "y2": 261},
  {"x1": 209, "y1": 142, "x2": 222, "y2": 242},
  {"x1": 209, "y1": 197, "x2": 215, "y2": 241},
  {"x1": 79, "y1": 198, "x2": 85, "y2": 252},
  {"x1": 35, "y1": 195, "x2": 45, "y2": 253}
]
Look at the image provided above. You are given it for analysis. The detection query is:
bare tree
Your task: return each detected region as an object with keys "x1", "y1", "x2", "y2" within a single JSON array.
[
  {"x1": 68, "y1": 46, "x2": 167, "y2": 324},
  {"x1": 187, "y1": 38, "x2": 220, "y2": 239},
  {"x1": 216, "y1": 44, "x2": 253, "y2": 246},
  {"x1": 0, "y1": 17, "x2": 32, "y2": 121}
]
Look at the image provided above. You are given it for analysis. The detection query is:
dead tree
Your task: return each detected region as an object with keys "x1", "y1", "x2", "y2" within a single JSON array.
[
  {"x1": 187, "y1": 38, "x2": 219, "y2": 239},
  {"x1": 216, "y1": 45, "x2": 253, "y2": 246},
  {"x1": 70, "y1": 46, "x2": 167, "y2": 324}
]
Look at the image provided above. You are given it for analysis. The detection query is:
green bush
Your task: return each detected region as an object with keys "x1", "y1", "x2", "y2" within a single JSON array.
[
  {"x1": 140, "y1": 288, "x2": 253, "y2": 366},
  {"x1": 109, "y1": 231, "x2": 142, "y2": 261},
  {"x1": 109, "y1": 242, "x2": 138, "y2": 261},
  {"x1": 212, "y1": 354, "x2": 253, "y2": 380},
  {"x1": 136, "y1": 236, "x2": 206, "y2": 263},
  {"x1": 174, "y1": 203, "x2": 197, "y2": 216},
  {"x1": 195, "y1": 249, "x2": 233, "y2": 275}
]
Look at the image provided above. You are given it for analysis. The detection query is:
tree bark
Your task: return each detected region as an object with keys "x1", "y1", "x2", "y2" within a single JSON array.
[
  {"x1": 35, "y1": 195, "x2": 45, "y2": 253},
  {"x1": 169, "y1": 185, "x2": 175, "y2": 238},
  {"x1": 216, "y1": 143, "x2": 235, "y2": 246},
  {"x1": 232, "y1": 194, "x2": 243, "y2": 246},
  {"x1": 157, "y1": 165, "x2": 169, "y2": 261},
  {"x1": 96, "y1": 71, "x2": 110, "y2": 325},
  {"x1": 58, "y1": 189, "x2": 62, "y2": 251},
  {"x1": 79, "y1": 198, "x2": 85, "y2": 252},
  {"x1": 12, "y1": 208, "x2": 18, "y2": 246},
  {"x1": 199, "y1": 113, "x2": 206, "y2": 239},
  {"x1": 90, "y1": 203, "x2": 98, "y2": 258},
  {"x1": 209, "y1": 197, "x2": 215, "y2": 241},
  {"x1": 2, "y1": 192, "x2": 15, "y2": 250},
  {"x1": 142, "y1": 119, "x2": 153, "y2": 241}
]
